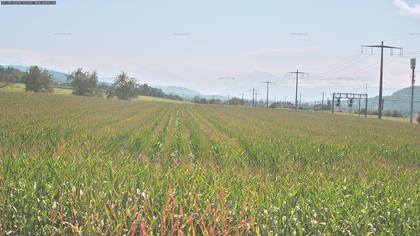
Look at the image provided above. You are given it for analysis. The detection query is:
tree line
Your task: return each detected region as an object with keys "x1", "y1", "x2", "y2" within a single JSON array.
[
  {"x1": 0, "y1": 66, "x2": 183, "y2": 101},
  {"x1": 0, "y1": 66, "x2": 28, "y2": 86}
]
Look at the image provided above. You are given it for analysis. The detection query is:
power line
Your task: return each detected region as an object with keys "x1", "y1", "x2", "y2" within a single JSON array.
[
  {"x1": 325, "y1": 56, "x2": 370, "y2": 76},
  {"x1": 316, "y1": 55, "x2": 367, "y2": 77},
  {"x1": 383, "y1": 35, "x2": 420, "y2": 43},
  {"x1": 329, "y1": 56, "x2": 401, "y2": 78},
  {"x1": 350, "y1": 57, "x2": 405, "y2": 80}
]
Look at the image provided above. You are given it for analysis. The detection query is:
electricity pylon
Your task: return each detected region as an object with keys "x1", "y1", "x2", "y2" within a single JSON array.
[
  {"x1": 261, "y1": 80, "x2": 275, "y2": 108},
  {"x1": 410, "y1": 58, "x2": 416, "y2": 124},
  {"x1": 249, "y1": 88, "x2": 257, "y2": 107},
  {"x1": 362, "y1": 41, "x2": 403, "y2": 119},
  {"x1": 287, "y1": 70, "x2": 309, "y2": 109}
]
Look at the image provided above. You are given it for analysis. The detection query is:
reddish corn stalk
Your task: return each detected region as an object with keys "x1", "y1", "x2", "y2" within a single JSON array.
[
  {"x1": 186, "y1": 214, "x2": 195, "y2": 236},
  {"x1": 49, "y1": 206, "x2": 56, "y2": 236},
  {"x1": 49, "y1": 207, "x2": 64, "y2": 235},
  {"x1": 160, "y1": 207, "x2": 167, "y2": 235},
  {"x1": 106, "y1": 223, "x2": 112, "y2": 234},
  {"x1": 140, "y1": 219, "x2": 147, "y2": 235},
  {"x1": 161, "y1": 187, "x2": 175, "y2": 235},
  {"x1": 199, "y1": 213, "x2": 209, "y2": 236},
  {"x1": 128, "y1": 212, "x2": 139, "y2": 236},
  {"x1": 248, "y1": 217, "x2": 255, "y2": 232},
  {"x1": 105, "y1": 202, "x2": 117, "y2": 222},
  {"x1": 57, "y1": 211, "x2": 63, "y2": 234},
  {"x1": 222, "y1": 229, "x2": 230, "y2": 236},
  {"x1": 238, "y1": 220, "x2": 247, "y2": 236}
]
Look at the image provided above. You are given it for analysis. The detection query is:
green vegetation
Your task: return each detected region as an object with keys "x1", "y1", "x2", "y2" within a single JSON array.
[
  {"x1": 0, "y1": 66, "x2": 26, "y2": 87},
  {"x1": 0, "y1": 92, "x2": 419, "y2": 234},
  {"x1": 24, "y1": 66, "x2": 54, "y2": 93},
  {"x1": 0, "y1": 84, "x2": 183, "y2": 104},
  {"x1": 368, "y1": 86, "x2": 420, "y2": 115},
  {"x1": 1, "y1": 65, "x2": 54, "y2": 93},
  {"x1": 106, "y1": 72, "x2": 139, "y2": 100},
  {"x1": 136, "y1": 84, "x2": 184, "y2": 101},
  {"x1": 66, "y1": 68, "x2": 99, "y2": 96},
  {"x1": 1, "y1": 65, "x2": 184, "y2": 102}
]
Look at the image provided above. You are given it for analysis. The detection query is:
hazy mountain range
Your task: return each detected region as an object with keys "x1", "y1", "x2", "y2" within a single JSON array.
[
  {"x1": 6, "y1": 65, "x2": 68, "y2": 83},
  {"x1": 153, "y1": 85, "x2": 201, "y2": 98},
  {"x1": 368, "y1": 86, "x2": 420, "y2": 115}
]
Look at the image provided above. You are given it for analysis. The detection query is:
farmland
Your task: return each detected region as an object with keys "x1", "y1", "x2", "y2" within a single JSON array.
[
  {"x1": 0, "y1": 91, "x2": 419, "y2": 235},
  {"x1": 0, "y1": 83, "x2": 183, "y2": 104}
]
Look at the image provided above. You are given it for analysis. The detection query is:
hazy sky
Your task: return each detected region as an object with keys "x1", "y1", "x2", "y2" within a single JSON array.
[{"x1": 1, "y1": 0, "x2": 420, "y2": 101}]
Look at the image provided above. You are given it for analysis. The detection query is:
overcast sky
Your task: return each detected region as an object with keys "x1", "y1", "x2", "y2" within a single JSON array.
[{"x1": 1, "y1": 0, "x2": 420, "y2": 101}]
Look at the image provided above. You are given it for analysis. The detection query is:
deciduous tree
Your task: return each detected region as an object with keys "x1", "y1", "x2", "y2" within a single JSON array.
[
  {"x1": 106, "y1": 72, "x2": 138, "y2": 100},
  {"x1": 67, "y1": 68, "x2": 98, "y2": 96},
  {"x1": 25, "y1": 66, "x2": 54, "y2": 93}
]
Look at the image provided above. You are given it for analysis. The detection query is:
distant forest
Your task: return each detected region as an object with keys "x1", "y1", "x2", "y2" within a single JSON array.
[{"x1": 0, "y1": 66, "x2": 26, "y2": 86}]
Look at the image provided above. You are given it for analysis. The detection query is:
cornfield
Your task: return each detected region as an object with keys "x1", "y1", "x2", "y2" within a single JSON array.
[{"x1": 0, "y1": 92, "x2": 419, "y2": 235}]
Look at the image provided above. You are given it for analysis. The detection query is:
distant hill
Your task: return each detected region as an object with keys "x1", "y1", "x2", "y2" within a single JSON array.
[
  {"x1": 368, "y1": 86, "x2": 420, "y2": 115},
  {"x1": 4, "y1": 65, "x2": 68, "y2": 83},
  {"x1": 154, "y1": 85, "x2": 228, "y2": 100},
  {"x1": 154, "y1": 85, "x2": 202, "y2": 98}
]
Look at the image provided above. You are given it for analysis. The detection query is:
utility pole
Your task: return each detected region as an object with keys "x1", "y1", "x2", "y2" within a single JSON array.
[
  {"x1": 327, "y1": 97, "x2": 330, "y2": 111},
  {"x1": 410, "y1": 58, "x2": 416, "y2": 124},
  {"x1": 364, "y1": 84, "x2": 368, "y2": 115},
  {"x1": 322, "y1": 92, "x2": 325, "y2": 106},
  {"x1": 299, "y1": 93, "x2": 302, "y2": 108},
  {"x1": 287, "y1": 70, "x2": 309, "y2": 110},
  {"x1": 261, "y1": 80, "x2": 275, "y2": 108},
  {"x1": 362, "y1": 41, "x2": 403, "y2": 119},
  {"x1": 255, "y1": 91, "x2": 258, "y2": 106},
  {"x1": 249, "y1": 88, "x2": 257, "y2": 107}
]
